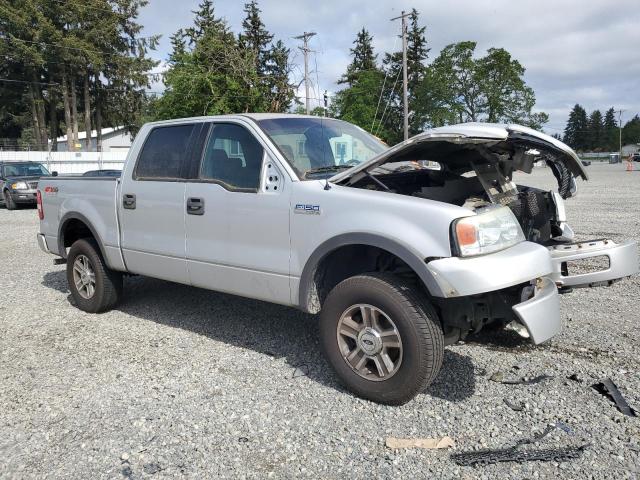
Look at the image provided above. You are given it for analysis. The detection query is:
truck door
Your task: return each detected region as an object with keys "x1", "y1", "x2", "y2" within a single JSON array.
[
  {"x1": 118, "y1": 123, "x2": 196, "y2": 284},
  {"x1": 184, "y1": 121, "x2": 291, "y2": 305}
]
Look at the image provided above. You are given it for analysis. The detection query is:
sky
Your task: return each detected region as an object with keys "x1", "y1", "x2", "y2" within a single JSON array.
[{"x1": 139, "y1": 0, "x2": 640, "y2": 135}]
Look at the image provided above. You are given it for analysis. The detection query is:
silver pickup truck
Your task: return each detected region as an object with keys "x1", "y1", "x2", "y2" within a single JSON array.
[{"x1": 37, "y1": 114, "x2": 638, "y2": 405}]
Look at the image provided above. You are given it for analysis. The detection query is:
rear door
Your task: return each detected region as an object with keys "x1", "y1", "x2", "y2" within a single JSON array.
[
  {"x1": 184, "y1": 121, "x2": 291, "y2": 304},
  {"x1": 118, "y1": 123, "x2": 197, "y2": 284}
]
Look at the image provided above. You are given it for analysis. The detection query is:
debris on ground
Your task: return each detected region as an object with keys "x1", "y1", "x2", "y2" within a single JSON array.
[
  {"x1": 503, "y1": 398, "x2": 525, "y2": 411},
  {"x1": 451, "y1": 444, "x2": 588, "y2": 466},
  {"x1": 292, "y1": 365, "x2": 309, "y2": 379},
  {"x1": 567, "y1": 373, "x2": 583, "y2": 383},
  {"x1": 451, "y1": 423, "x2": 588, "y2": 466},
  {"x1": 386, "y1": 436, "x2": 455, "y2": 450},
  {"x1": 489, "y1": 372, "x2": 552, "y2": 385},
  {"x1": 592, "y1": 378, "x2": 637, "y2": 417}
]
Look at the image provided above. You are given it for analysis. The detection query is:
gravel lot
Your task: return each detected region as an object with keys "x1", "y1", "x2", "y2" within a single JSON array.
[{"x1": 1, "y1": 163, "x2": 639, "y2": 479}]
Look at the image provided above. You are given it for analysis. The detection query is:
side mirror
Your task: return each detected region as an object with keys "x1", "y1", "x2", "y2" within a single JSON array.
[{"x1": 52, "y1": 171, "x2": 58, "y2": 177}]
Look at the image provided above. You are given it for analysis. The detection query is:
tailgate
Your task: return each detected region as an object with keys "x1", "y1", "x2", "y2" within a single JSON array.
[{"x1": 548, "y1": 239, "x2": 638, "y2": 289}]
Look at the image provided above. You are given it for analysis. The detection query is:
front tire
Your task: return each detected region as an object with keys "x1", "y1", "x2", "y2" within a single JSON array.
[
  {"x1": 66, "y1": 238, "x2": 122, "y2": 313},
  {"x1": 319, "y1": 273, "x2": 444, "y2": 405},
  {"x1": 3, "y1": 190, "x2": 16, "y2": 210}
]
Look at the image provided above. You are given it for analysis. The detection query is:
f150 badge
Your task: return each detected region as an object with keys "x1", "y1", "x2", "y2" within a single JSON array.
[{"x1": 294, "y1": 204, "x2": 321, "y2": 215}]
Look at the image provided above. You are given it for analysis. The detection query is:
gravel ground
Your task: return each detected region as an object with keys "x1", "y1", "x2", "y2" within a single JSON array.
[{"x1": 0, "y1": 163, "x2": 639, "y2": 479}]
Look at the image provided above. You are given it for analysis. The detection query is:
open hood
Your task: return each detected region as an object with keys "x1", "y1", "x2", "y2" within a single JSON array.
[{"x1": 331, "y1": 123, "x2": 588, "y2": 184}]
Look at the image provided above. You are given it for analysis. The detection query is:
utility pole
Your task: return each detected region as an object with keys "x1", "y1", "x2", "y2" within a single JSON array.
[
  {"x1": 294, "y1": 32, "x2": 316, "y2": 114},
  {"x1": 618, "y1": 109, "x2": 624, "y2": 158},
  {"x1": 391, "y1": 11, "x2": 410, "y2": 141}
]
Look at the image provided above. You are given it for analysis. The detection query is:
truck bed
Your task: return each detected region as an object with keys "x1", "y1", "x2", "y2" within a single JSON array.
[{"x1": 38, "y1": 177, "x2": 123, "y2": 269}]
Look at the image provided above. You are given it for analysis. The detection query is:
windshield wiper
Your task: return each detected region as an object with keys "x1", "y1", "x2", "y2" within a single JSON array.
[{"x1": 304, "y1": 164, "x2": 354, "y2": 178}]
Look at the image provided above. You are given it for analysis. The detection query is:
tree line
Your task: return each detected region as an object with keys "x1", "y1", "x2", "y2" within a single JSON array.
[
  {"x1": 562, "y1": 104, "x2": 640, "y2": 152},
  {"x1": 151, "y1": 0, "x2": 296, "y2": 120},
  {"x1": 331, "y1": 10, "x2": 548, "y2": 144},
  {"x1": 1, "y1": 1, "x2": 551, "y2": 149},
  {"x1": 0, "y1": 0, "x2": 157, "y2": 151}
]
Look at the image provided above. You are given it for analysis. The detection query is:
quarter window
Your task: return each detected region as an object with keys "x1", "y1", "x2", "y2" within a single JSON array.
[
  {"x1": 200, "y1": 124, "x2": 263, "y2": 191},
  {"x1": 135, "y1": 125, "x2": 195, "y2": 179}
]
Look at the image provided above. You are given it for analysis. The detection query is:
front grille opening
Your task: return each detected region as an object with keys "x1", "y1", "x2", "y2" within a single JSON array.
[{"x1": 563, "y1": 255, "x2": 610, "y2": 276}]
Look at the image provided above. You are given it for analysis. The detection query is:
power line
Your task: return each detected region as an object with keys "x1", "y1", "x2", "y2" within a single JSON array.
[
  {"x1": 375, "y1": 67, "x2": 403, "y2": 137},
  {"x1": 371, "y1": 27, "x2": 399, "y2": 133}
]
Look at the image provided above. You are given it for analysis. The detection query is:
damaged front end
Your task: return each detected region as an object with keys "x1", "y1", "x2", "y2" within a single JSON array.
[{"x1": 332, "y1": 123, "x2": 638, "y2": 343}]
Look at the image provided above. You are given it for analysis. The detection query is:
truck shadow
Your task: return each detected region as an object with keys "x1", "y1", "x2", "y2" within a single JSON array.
[{"x1": 42, "y1": 270, "x2": 476, "y2": 402}]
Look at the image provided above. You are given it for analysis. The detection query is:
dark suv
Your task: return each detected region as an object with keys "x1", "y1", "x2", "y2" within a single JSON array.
[{"x1": 0, "y1": 161, "x2": 55, "y2": 210}]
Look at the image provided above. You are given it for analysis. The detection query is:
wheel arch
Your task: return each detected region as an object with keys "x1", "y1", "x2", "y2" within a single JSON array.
[
  {"x1": 58, "y1": 212, "x2": 108, "y2": 262},
  {"x1": 298, "y1": 233, "x2": 445, "y2": 313}
]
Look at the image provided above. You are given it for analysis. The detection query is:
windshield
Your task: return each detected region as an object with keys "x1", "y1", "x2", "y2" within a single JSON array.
[
  {"x1": 2, "y1": 163, "x2": 50, "y2": 177},
  {"x1": 256, "y1": 117, "x2": 388, "y2": 179}
]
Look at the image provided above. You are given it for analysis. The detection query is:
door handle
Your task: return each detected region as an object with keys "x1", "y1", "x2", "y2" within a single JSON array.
[
  {"x1": 187, "y1": 197, "x2": 204, "y2": 215},
  {"x1": 123, "y1": 193, "x2": 136, "y2": 209}
]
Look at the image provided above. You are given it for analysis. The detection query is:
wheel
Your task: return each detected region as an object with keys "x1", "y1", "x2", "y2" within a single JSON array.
[
  {"x1": 66, "y1": 238, "x2": 122, "y2": 313},
  {"x1": 319, "y1": 273, "x2": 444, "y2": 405},
  {"x1": 3, "y1": 190, "x2": 16, "y2": 210}
]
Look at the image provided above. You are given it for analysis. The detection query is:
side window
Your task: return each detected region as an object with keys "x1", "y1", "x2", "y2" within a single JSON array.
[
  {"x1": 135, "y1": 124, "x2": 195, "y2": 179},
  {"x1": 200, "y1": 123, "x2": 263, "y2": 191}
]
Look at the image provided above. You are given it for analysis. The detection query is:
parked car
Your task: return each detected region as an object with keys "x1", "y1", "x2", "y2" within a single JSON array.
[
  {"x1": 1, "y1": 161, "x2": 56, "y2": 210},
  {"x1": 82, "y1": 169, "x2": 122, "y2": 177},
  {"x1": 632, "y1": 153, "x2": 640, "y2": 162},
  {"x1": 36, "y1": 115, "x2": 639, "y2": 405}
]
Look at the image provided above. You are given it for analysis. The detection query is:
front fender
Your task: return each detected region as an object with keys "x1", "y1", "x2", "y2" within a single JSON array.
[{"x1": 297, "y1": 232, "x2": 448, "y2": 312}]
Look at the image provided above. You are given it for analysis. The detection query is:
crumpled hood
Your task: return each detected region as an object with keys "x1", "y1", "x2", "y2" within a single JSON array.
[{"x1": 331, "y1": 123, "x2": 588, "y2": 183}]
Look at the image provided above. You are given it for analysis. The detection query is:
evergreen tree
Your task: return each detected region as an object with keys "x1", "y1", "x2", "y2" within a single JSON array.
[
  {"x1": 238, "y1": 0, "x2": 273, "y2": 76},
  {"x1": 563, "y1": 104, "x2": 589, "y2": 150},
  {"x1": 622, "y1": 115, "x2": 640, "y2": 146},
  {"x1": 186, "y1": 0, "x2": 221, "y2": 44},
  {"x1": 587, "y1": 109, "x2": 604, "y2": 150},
  {"x1": 603, "y1": 107, "x2": 618, "y2": 151},
  {"x1": 264, "y1": 40, "x2": 296, "y2": 112},
  {"x1": 156, "y1": 0, "x2": 294, "y2": 118},
  {"x1": 340, "y1": 28, "x2": 377, "y2": 86},
  {"x1": 331, "y1": 29, "x2": 389, "y2": 141}
]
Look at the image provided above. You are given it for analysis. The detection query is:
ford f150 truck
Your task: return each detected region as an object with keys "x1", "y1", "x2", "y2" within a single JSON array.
[{"x1": 36, "y1": 114, "x2": 638, "y2": 405}]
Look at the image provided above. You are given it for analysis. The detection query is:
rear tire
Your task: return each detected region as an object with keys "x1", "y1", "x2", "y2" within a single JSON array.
[
  {"x1": 3, "y1": 190, "x2": 16, "y2": 210},
  {"x1": 319, "y1": 273, "x2": 444, "y2": 405},
  {"x1": 66, "y1": 238, "x2": 122, "y2": 313}
]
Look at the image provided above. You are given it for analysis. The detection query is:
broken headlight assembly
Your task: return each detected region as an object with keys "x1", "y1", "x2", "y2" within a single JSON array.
[{"x1": 452, "y1": 206, "x2": 525, "y2": 257}]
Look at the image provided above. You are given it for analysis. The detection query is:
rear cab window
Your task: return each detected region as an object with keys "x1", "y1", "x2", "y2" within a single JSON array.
[{"x1": 134, "y1": 124, "x2": 195, "y2": 180}]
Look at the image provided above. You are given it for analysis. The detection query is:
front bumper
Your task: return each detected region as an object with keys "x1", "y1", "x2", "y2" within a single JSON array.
[
  {"x1": 548, "y1": 239, "x2": 638, "y2": 288},
  {"x1": 512, "y1": 277, "x2": 560, "y2": 344},
  {"x1": 427, "y1": 241, "x2": 553, "y2": 297},
  {"x1": 9, "y1": 189, "x2": 38, "y2": 203}
]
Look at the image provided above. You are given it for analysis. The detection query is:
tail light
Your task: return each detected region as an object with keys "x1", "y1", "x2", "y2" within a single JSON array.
[{"x1": 36, "y1": 190, "x2": 44, "y2": 220}]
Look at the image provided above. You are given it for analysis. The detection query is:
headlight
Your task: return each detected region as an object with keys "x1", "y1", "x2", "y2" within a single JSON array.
[
  {"x1": 452, "y1": 206, "x2": 525, "y2": 257},
  {"x1": 10, "y1": 182, "x2": 28, "y2": 190}
]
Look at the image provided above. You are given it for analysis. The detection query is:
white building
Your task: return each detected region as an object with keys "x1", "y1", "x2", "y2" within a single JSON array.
[
  {"x1": 621, "y1": 144, "x2": 640, "y2": 156},
  {"x1": 55, "y1": 126, "x2": 132, "y2": 152}
]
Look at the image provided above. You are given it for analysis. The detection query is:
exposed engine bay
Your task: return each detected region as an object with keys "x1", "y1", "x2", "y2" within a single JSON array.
[{"x1": 340, "y1": 137, "x2": 578, "y2": 245}]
